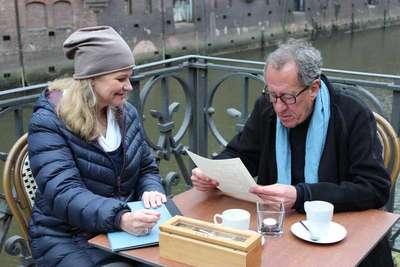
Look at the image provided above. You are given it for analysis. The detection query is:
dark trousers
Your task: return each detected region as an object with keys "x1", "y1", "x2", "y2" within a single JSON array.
[{"x1": 359, "y1": 235, "x2": 394, "y2": 267}]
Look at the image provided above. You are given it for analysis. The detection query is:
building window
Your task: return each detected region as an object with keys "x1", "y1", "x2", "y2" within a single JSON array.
[
  {"x1": 26, "y1": 2, "x2": 48, "y2": 28},
  {"x1": 145, "y1": 0, "x2": 152, "y2": 14},
  {"x1": 53, "y1": 1, "x2": 73, "y2": 28},
  {"x1": 173, "y1": 0, "x2": 193, "y2": 23},
  {"x1": 126, "y1": 0, "x2": 133, "y2": 14},
  {"x1": 368, "y1": 0, "x2": 378, "y2": 5},
  {"x1": 294, "y1": 0, "x2": 305, "y2": 12}
]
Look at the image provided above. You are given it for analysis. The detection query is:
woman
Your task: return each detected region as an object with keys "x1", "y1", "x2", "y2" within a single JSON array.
[{"x1": 28, "y1": 26, "x2": 166, "y2": 266}]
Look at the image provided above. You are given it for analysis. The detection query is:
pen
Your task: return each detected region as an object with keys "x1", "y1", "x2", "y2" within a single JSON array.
[{"x1": 123, "y1": 191, "x2": 134, "y2": 205}]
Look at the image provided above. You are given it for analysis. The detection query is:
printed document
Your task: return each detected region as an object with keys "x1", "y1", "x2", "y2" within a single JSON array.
[{"x1": 187, "y1": 150, "x2": 262, "y2": 203}]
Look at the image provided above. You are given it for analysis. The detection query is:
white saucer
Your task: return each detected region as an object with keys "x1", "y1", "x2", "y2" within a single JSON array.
[{"x1": 290, "y1": 221, "x2": 347, "y2": 244}]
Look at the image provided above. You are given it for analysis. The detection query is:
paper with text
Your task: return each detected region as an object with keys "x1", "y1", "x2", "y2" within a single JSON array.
[{"x1": 187, "y1": 150, "x2": 262, "y2": 203}]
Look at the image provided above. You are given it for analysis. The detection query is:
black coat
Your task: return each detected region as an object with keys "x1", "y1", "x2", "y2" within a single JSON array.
[
  {"x1": 216, "y1": 75, "x2": 393, "y2": 266},
  {"x1": 28, "y1": 91, "x2": 165, "y2": 266}
]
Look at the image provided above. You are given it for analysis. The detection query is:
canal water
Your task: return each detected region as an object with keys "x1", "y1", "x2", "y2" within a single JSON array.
[
  {"x1": 1, "y1": 25, "x2": 400, "y2": 265},
  {"x1": 225, "y1": 26, "x2": 400, "y2": 75}
]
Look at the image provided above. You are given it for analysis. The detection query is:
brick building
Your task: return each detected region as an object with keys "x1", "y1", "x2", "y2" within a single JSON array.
[
  {"x1": 0, "y1": 0, "x2": 96, "y2": 87},
  {"x1": 1, "y1": 0, "x2": 400, "y2": 88}
]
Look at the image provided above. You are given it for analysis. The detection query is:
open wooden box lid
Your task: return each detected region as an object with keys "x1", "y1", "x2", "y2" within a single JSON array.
[{"x1": 159, "y1": 215, "x2": 261, "y2": 252}]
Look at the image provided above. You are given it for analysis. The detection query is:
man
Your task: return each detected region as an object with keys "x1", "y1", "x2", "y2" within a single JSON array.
[{"x1": 191, "y1": 39, "x2": 392, "y2": 266}]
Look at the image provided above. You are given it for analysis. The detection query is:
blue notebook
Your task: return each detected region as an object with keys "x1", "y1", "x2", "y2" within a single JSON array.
[{"x1": 107, "y1": 199, "x2": 180, "y2": 252}]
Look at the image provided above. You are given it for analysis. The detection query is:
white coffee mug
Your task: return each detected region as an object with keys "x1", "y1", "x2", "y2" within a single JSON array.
[
  {"x1": 304, "y1": 201, "x2": 334, "y2": 239},
  {"x1": 213, "y1": 209, "x2": 250, "y2": 230}
]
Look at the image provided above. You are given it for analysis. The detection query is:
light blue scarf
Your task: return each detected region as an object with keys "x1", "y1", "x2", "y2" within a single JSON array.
[{"x1": 276, "y1": 80, "x2": 330, "y2": 185}]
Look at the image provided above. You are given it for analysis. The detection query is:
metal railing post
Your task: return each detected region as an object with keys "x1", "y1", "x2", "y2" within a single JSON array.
[
  {"x1": 130, "y1": 78, "x2": 141, "y2": 112},
  {"x1": 14, "y1": 108, "x2": 24, "y2": 138},
  {"x1": 188, "y1": 57, "x2": 208, "y2": 157}
]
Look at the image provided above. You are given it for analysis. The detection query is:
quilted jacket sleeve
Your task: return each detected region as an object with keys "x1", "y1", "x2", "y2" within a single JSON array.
[
  {"x1": 128, "y1": 107, "x2": 165, "y2": 198},
  {"x1": 28, "y1": 109, "x2": 128, "y2": 233},
  {"x1": 135, "y1": 136, "x2": 165, "y2": 198}
]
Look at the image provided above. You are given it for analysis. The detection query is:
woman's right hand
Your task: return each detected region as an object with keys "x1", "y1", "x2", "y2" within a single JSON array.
[
  {"x1": 191, "y1": 167, "x2": 219, "y2": 192},
  {"x1": 120, "y1": 209, "x2": 160, "y2": 236}
]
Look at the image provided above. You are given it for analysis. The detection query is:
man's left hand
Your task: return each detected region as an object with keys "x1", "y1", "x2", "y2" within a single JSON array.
[
  {"x1": 250, "y1": 184, "x2": 297, "y2": 211},
  {"x1": 142, "y1": 191, "x2": 167, "y2": 208}
]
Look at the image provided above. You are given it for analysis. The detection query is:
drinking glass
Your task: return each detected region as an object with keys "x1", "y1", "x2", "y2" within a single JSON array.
[{"x1": 256, "y1": 201, "x2": 285, "y2": 236}]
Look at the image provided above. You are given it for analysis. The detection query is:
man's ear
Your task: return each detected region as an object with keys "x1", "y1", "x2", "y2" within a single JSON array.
[{"x1": 310, "y1": 79, "x2": 321, "y2": 99}]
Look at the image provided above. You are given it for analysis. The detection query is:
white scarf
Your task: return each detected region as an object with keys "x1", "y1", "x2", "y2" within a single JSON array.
[{"x1": 97, "y1": 107, "x2": 121, "y2": 152}]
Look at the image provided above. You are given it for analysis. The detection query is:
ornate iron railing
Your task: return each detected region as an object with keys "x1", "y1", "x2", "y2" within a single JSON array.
[{"x1": 1, "y1": 55, "x2": 400, "y2": 265}]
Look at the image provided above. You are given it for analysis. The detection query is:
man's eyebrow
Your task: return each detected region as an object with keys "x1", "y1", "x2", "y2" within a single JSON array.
[{"x1": 265, "y1": 88, "x2": 296, "y2": 95}]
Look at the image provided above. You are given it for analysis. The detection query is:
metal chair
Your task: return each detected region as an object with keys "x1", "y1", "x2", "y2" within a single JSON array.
[
  {"x1": 374, "y1": 112, "x2": 400, "y2": 251},
  {"x1": 2, "y1": 133, "x2": 36, "y2": 266}
]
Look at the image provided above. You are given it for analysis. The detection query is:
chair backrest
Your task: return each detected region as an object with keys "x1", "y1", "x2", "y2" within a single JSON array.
[
  {"x1": 3, "y1": 133, "x2": 37, "y2": 243},
  {"x1": 373, "y1": 112, "x2": 400, "y2": 187}
]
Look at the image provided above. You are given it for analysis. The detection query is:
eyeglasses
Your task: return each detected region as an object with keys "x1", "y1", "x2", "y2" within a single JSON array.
[{"x1": 263, "y1": 85, "x2": 309, "y2": 105}]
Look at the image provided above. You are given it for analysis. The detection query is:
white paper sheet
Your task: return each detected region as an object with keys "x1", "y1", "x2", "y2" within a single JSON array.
[{"x1": 187, "y1": 150, "x2": 262, "y2": 203}]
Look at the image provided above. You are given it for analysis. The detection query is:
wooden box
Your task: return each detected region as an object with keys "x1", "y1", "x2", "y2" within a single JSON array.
[{"x1": 159, "y1": 215, "x2": 262, "y2": 267}]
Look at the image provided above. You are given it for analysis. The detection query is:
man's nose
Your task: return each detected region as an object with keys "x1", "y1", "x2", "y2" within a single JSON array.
[{"x1": 273, "y1": 98, "x2": 287, "y2": 112}]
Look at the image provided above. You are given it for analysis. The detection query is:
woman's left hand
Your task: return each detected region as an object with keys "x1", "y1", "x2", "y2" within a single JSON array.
[{"x1": 142, "y1": 191, "x2": 167, "y2": 208}]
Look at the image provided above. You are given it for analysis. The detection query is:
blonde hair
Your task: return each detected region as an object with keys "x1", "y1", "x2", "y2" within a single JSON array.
[{"x1": 48, "y1": 78, "x2": 100, "y2": 141}]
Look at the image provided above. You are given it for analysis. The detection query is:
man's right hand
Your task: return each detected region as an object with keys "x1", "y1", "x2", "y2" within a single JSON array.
[{"x1": 191, "y1": 167, "x2": 219, "y2": 191}]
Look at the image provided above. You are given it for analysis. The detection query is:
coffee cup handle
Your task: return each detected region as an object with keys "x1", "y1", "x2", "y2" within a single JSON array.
[{"x1": 213, "y1": 214, "x2": 223, "y2": 224}]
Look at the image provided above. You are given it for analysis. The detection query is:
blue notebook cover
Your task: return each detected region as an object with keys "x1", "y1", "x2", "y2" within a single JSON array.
[{"x1": 107, "y1": 200, "x2": 179, "y2": 252}]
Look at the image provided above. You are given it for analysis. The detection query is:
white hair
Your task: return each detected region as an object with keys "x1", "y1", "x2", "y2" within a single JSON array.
[{"x1": 264, "y1": 38, "x2": 322, "y2": 86}]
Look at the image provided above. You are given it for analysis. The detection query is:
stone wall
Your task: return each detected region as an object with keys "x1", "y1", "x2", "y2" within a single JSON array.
[
  {"x1": 1, "y1": 0, "x2": 400, "y2": 88},
  {"x1": 0, "y1": 0, "x2": 96, "y2": 86}
]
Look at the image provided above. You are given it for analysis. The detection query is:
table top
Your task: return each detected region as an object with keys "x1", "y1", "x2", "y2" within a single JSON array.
[{"x1": 89, "y1": 189, "x2": 399, "y2": 267}]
